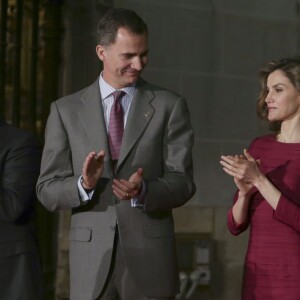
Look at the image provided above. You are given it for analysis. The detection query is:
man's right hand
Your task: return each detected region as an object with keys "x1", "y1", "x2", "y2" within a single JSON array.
[{"x1": 82, "y1": 150, "x2": 105, "y2": 190}]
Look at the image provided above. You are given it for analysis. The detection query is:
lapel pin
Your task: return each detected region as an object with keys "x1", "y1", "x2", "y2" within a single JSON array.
[{"x1": 144, "y1": 111, "x2": 151, "y2": 118}]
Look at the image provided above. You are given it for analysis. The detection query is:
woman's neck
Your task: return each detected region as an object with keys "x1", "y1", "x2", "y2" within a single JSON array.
[{"x1": 278, "y1": 118, "x2": 300, "y2": 143}]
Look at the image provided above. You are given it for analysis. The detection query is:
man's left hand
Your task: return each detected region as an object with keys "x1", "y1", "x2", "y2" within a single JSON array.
[{"x1": 112, "y1": 168, "x2": 143, "y2": 200}]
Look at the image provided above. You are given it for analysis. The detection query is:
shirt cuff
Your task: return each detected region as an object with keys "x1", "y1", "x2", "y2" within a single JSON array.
[
  {"x1": 131, "y1": 181, "x2": 146, "y2": 208},
  {"x1": 78, "y1": 176, "x2": 94, "y2": 203}
]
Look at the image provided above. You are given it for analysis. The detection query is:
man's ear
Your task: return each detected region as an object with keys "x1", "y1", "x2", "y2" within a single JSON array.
[{"x1": 96, "y1": 45, "x2": 106, "y2": 61}]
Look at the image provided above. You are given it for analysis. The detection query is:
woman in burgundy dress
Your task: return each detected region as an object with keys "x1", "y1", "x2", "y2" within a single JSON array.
[{"x1": 220, "y1": 56, "x2": 300, "y2": 300}]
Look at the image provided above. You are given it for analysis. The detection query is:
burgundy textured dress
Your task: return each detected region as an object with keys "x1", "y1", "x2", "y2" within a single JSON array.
[{"x1": 227, "y1": 135, "x2": 300, "y2": 300}]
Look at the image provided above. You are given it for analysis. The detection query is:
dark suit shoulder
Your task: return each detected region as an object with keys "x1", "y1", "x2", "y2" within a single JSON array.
[{"x1": 0, "y1": 121, "x2": 38, "y2": 149}]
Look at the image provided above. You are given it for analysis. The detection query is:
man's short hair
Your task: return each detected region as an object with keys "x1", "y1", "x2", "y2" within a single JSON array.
[{"x1": 96, "y1": 8, "x2": 148, "y2": 46}]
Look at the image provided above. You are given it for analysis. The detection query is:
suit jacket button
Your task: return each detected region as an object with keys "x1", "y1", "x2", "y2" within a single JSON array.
[{"x1": 114, "y1": 198, "x2": 120, "y2": 204}]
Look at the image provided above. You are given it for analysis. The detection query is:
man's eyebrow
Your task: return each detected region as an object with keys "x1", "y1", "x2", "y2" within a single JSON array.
[{"x1": 120, "y1": 49, "x2": 149, "y2": 56}]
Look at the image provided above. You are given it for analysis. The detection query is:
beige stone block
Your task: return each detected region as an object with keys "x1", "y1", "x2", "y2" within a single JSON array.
[{"x1": 173, "y1": 206, "x2": 213, "y2": 234}]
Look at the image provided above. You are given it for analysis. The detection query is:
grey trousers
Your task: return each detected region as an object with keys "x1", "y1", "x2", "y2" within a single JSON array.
[{"x1": 98, "y1": 234, "x2": 175, "y2": 300}]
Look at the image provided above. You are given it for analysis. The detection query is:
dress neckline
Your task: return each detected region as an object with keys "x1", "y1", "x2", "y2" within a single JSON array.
[{"x1": 270, "y1": 134, "x2": 300, "y2": 145}]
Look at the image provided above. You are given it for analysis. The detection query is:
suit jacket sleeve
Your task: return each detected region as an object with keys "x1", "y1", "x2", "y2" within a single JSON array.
[
  {"x1": 0, "y1": 127, "x2": 41, "y2": 222},
  {"x1": 36, "y1": 102, "x2": 82, "y2": 212},
  {"x1": 142, "y1": 96, "x2": 196, "y2": 212}
]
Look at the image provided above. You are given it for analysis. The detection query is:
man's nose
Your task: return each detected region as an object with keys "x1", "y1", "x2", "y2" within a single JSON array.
[{"x1": 131, "y1": 57, "x2": 143, "y2": 71}]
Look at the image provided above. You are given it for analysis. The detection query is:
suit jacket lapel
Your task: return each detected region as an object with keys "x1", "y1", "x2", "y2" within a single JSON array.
[
  {"x1": 118, "y1": 80, "x2": 154, "y2": 167},
  {"x1": 77, "y1": 80, "x2": 114, "y2": 175}
]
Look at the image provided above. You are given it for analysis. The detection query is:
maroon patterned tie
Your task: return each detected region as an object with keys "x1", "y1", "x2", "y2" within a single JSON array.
[{"x1": 108, "y1": 90, "x2": 126, "y2": 160}]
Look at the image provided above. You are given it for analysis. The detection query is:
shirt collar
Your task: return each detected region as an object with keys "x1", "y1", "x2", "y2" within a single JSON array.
[{"x1": 99, "y1": 72, "x2": 136, "y2": 100}]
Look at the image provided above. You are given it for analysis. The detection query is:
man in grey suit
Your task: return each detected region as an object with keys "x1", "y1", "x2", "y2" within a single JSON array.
[
  {"x1": 37, "y1": 8, "x2": 195, "y2": 300},
  {"x1": 0, "y1": 120, "x2": 43, "y2": 299}
]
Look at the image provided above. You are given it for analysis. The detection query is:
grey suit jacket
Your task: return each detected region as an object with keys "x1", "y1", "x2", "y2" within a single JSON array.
[{"x1": 37, "y1": 78, "x2": 195, "y2": 300}]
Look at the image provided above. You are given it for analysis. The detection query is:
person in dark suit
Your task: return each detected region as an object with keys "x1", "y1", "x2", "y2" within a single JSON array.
[
  {"x1": 37, "y1": 8, "x2": 195, "y2": 300},
  {"x1": 0, "y1": 120, "x2": 43, "y2": 299}
]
